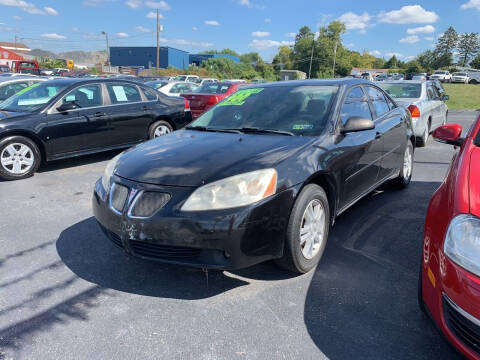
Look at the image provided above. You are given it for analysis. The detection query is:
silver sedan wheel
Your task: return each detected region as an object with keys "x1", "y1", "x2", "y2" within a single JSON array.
[
  {"x1": 423, "y1": 124, "x2": 429, "y2": 145},
  {"x1": 154, "y1": 125, "x2": 171, "y2": 137},
  {"x1": 299, "y1": 199, "x2": 326, "y2": 260},
  {"x1": 1, "y1": 143, "x2": 35, "y2": 175},
  {"x1": 403, "y1": 144, "x2": 413, "y2": 181}
]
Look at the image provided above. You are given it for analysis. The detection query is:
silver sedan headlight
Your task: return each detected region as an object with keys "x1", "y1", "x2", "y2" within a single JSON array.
[
  {"x1": 181, "y1": 169, "x2": 277, "y2": 211},
  {"x1": 444, "y1": 214, "x2": 480, "y2": 277},
  {"x1": 101, "y1": 153, "x2": 122, "y2": 192}
]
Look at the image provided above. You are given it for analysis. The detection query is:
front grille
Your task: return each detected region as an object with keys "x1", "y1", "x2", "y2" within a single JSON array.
[
  {"x1": 129, "y1": 191, "x2": 170, "y2": 218},
  {"x1": 443, "y1": 294, "x2": 480, "y2": 355},
  {"x1": 108, "y1": 231, "x2": 124, "y2": 248},
  {"x1": 129, "y1": 240, "x2": 201, "y2": 259},
  {"x1": 110, "y1": 183, "x2": 129, "y2": 213}
]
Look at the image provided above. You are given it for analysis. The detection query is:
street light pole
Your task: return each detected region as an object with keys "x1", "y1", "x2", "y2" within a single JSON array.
[
  {"x1": 156, "y1": 9, "x2": 160, "y2": 74},
  {"x1": 101, "y1": 31, "x2": 110, "y2": 66},
  {"x1": 332, "y1": 40, "x2": 338, "y2": 78}
]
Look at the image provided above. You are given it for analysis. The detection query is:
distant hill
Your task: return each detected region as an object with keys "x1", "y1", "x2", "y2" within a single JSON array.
[{"x1": 29, "y1": 49, "x2": 107, "y2": 66}]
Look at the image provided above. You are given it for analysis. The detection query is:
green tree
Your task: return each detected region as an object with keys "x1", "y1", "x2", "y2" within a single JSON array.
[
  {"x1": 239, "y1": 52, "x2": 263, "y2": 65},
  {"x1": 416, "y1": 50, "x2": 437, "y2": 72},
  {"x1": 471, "y1": 53, "x2": 480, "y2": 69},
  {"x1": 385, "y1": 55, "x2": 398, "y2": 69},
  {"x1": 457, "y1": 32, "x2": 479, "y2": 67},
  {"x1": 201, "y1": 49, "x2": 240, "y2": 57},
  {"x1": 435, "y1": 26, "x2": 458, "y2": 64},
  {"x1": 272, "y1": 45, "x2": 293, "y2": 71},
  {"x1": 405, "y1": 60, "x2": 423, "y2": 74}
]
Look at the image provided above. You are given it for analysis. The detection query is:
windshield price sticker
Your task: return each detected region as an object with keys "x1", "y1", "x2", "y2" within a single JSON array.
[
  {"x1": 16, "y1": 83, "x2": 41, "y2": 96},
  {"x1": 293, "y1": 124, "x2": 314, "y2": 130},
  {"x1": 218, "y1": 88, "x2": 264, "y2": 106}
]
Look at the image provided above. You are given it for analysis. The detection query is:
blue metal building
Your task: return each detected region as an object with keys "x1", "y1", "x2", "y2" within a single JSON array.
[
  {"x1": 189, "y1": 53, "x2": 240, "y2": 66},
  {"x1": 110, "y1": 46, "x2": 190, "y2": 69}
]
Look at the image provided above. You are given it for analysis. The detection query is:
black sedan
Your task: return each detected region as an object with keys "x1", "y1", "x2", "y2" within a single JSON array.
[
  {"x1": 0, "y1": 78, "x2": 191, "y2": 180},
  {"x1": 93, "y1": 79, "x2": 415, "y2": 273}
]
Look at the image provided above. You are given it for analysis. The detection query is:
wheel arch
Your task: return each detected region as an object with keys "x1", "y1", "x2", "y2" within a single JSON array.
[
  {"x1": 301, "y1": 172, "x2": 338, "y2": 225},
  {"x1": 0, "y1": 130, "x2": 46, "y2": 163},
  {"x1": 151, "y1": 115, "x2": 175, "y2": 131}
]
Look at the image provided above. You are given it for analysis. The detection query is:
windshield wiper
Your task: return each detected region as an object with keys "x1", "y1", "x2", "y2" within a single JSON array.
[
  {"x1": 0, "y1": 108, "x2": 19, "y2": 112},
  {"x1": 234, "y1": 127, "x2": 294, "y2": 136},
  {"x1": 185, "y1": 126, "x2": 241, "y2": 134}
]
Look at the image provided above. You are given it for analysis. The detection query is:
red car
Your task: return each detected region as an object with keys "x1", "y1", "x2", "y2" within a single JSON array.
[
  {"x1": 181, "y1": 82, "x2": 245, "y2": 119},
  {"x1": 420, "y1": 114, "x2": 480, "y2": 359}
]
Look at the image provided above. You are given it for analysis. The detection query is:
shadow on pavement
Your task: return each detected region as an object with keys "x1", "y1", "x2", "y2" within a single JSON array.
[
  {"x1": 56, "y1": 217, "x2": 263, "y2": 300},
  {"x1": 303, "y1": 181, "x2": 462, "y2": 359}
]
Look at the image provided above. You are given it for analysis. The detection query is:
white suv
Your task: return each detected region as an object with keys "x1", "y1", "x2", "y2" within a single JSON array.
[
  {"x1": 430, "y1": 70, "x2": 452, "y2": 83},
  {"x1": 451, "y1": 72, "x2": 469, "y2": 84}
]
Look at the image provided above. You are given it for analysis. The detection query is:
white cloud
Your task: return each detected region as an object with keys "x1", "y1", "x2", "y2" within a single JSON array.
[
  {"x1": 461, "y1": 0, "x2": 480, "y2": 11},
  {"x1": 317, "y1": 14, "x2": 333, "y2": 27},
  {"x1": 145, "y1": 1, "x2": 170, "y2": 10},
  {"x1": 379, "y1": 5, "x2": 438, "y2": 24},
  {"x1": 44, "y1": 6, "x2": 58, "y2": 15},
  {"x1": 369, "y1": 50, "x2": 382, "y2": 56},
  {"x1": 385, "y1": 52, "x2": 403, "y2": 58},
  {"x1": 115, "y1": 32, "x2": 129, "y2": 38},
  {"x1": 407, "y1": 25, "x2": 435, "y2": 34},
  {"x1": 399, "y1": 35, "x2": 420, "y2": 43},
  {"x1": 238, "y1": 0, "x2": 264, "y2": 9},
  {"x1": 72, "y1": 27, "x2": 79, "y2": 31},
  {"x1": 337, "y1": 12, "x2": 372, "y2": 33},
  {"x1": 192, "y1": 26, "x2": 198, "y2": 31},
  {"x1": 286, "y1": 32, "x2": 296, "y2": 38},
  {"x1": 41, "y1": 33, "x2": 67, "y2": 40},
  {"x1": 0, "y1": 0, "x2": 58, "y2": 15},
  {"x1": 251, "y1": 31, "x2": 270, "y2": 37},
  {"x1": 424, "y1": 36, "x2": 434, "y2": 41},
  {"x1": 13, "y1": 15, "x2": 21, "y2": 20},
  {"x1": 135, "y1": 25, "x2": 151, "y2": 32},
  {"x1": 264, "y1": 17, "x2": 271, "y2": 23},
  {"x1": 205, "y1": 20, "x2": 220, "y2": 26},
  {"x1": 125, "y1": 0, "x2": 141, "y2": 8},
  {"x1": 249, "y1": 39, "x2": 294, "y2": 50},
  {"x1": 160, "y1": 37, "x2": 213, "y2": 47},
  {"x1": 403, "y1": 55, "x2": 415, "y2": 61},
  {"x1": 146, "y1": 11, "x2": 163, "y2": 18}
]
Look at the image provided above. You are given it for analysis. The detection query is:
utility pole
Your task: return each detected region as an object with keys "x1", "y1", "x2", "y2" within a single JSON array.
[
  {"x1": 308, "y1": 41, "x2": 314, "y2": 79},
  {"x1": 101, "y1": 31, "x2": 110, "y2": 66},
  {"x1": 332, "y1": 40, "x2": 338, "y2": 78},
  {"x1": 156, "y1": 9, "x2": 160, "y2": 75}
]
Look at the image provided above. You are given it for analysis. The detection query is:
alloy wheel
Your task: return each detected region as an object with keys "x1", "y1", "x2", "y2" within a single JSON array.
[
  {"x1": 154, "y1": 125, "x2": 171, "y2": 137},
  {"x1": 403, "y1": 144, "x2": 413, "y2": 181},
  {"x1": 299, "y1": 199, "x2": 326, "y2": 260},
  {"x1": 1, "y1": 143, "x2": 34, "y2": 175}
]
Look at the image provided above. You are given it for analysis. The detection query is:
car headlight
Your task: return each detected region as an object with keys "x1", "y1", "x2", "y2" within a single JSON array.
[
  {"x1": 181, "y1": 169, "x2": 277, "y2": 211},
  {"x1": 444, "y1": 214, "x2": 480, "y2": 277},
  {"x1": 101, "y1": 153, "x2": 122, "y2": 192}
]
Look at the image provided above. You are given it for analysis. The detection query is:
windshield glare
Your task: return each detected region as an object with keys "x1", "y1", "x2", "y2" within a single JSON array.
[
  {"x1": 190, "y1": 85, "x2": 338, "y2": 136},
  {"x1": 379, "y1": 83, "x2": 421, "y2": 99},
  {"x1": 453, "y1": 73, "x2": 467, "y2": 76},
  {"x1": 194, "y1": 83, "x2": 232, "y2": 94},
  {"x1": 0, "y1": 82, "x2": 68, "y2": 112}
]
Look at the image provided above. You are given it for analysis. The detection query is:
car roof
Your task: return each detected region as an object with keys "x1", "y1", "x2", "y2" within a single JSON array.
[
  {"x1": 379, "y1": 80, "x2": 424, "y2": 84},
  {"x1": 243, "y1": 78, "x2": 373, "y2": 88},
  {"x1": 35, "y1": 78, "x2": 151, "y2": 87}
]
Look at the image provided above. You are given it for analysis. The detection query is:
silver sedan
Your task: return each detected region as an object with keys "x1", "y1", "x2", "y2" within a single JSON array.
[{"x1": 378, "y1": 81, "x2": 448, "y2": 147}]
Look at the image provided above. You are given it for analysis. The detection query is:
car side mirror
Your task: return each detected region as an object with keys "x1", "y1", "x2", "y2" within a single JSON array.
[
  {"x1": 57, "y1": 102, "x2": 77, "y2": 113},
  {"x1": 341, "y1": 116, "x2": 375, "y2": 134},
  {"x1": 441, "y1": 94, "x2": 449, "y2": 101},
  {"x1": 433, "y1": 124, "x2": 463, "y2": 146}
]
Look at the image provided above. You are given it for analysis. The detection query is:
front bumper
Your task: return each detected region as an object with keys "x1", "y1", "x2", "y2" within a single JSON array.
[
  {"x1": 92, "y1": 176, "x2": 300, "y2": 270},
  {"x1": 451, "y1": 78, "x2": 468, "y2": 83}
]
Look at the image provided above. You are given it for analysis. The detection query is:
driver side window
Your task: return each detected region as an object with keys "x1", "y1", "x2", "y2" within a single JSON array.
[
  {"x1": 340, "y1": 86, "x2": 372, "y2": 124},
  {"x1": 63, "y1": 85, "x2": 103, "y2": 108}
]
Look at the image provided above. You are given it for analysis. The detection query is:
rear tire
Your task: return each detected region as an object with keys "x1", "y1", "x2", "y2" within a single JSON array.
[
  {"x1": 0, "y1": 136, "x2": 41, "y2": 181},
  {"x1": 275, "y1": 184, "x2": 330, "y2": 274},
  {"x1": 417, "y1": 120, "x2": 431, "y2": 147},
  {"x1": 149, "y1": 120, "x2": 173, "y2": 139},
  {"x1": 391, "y1": 141, "x2": 413, "y2": 189}
]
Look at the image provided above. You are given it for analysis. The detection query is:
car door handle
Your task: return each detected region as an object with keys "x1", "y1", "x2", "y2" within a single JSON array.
[
  {"x1": 93, "y1": 112, "x2": 106, "y2": 118},
  {"x1": 142, "y1": 105, "x2": 151, "y2": 111},
  {"x1": 375, "y1": 132, "x2": 382, "y2": 140}
]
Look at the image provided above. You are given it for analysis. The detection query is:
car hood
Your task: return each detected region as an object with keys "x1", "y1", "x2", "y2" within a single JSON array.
[
  {"x1": 470, "y1": 147, "x2": 480, "y2": 217},
  {"x1": 115, "y1": 129, "x2": 316, "y2": 187},
  {"x1": 0, "y1": 110, "x2": 32, "y2": 121}
]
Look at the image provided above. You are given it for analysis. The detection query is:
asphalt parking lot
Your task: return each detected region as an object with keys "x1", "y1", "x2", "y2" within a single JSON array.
[{"x1": 0, "y1": 110, "x2": 476, "y2": 360}]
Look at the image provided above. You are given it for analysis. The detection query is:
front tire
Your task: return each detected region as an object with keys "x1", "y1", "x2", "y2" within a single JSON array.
[
  {"x1": 0, "y1": 136, "x2": 41, "y2": 181},
  {"x1": 275, "y1": 184, "x2": 330, "y2": 274},
  {"x1": 149, "y1": 120, "x2": 173, "y2": 139},
  {"x1": 391, "y1": 141, "x2": 413, "y2": 189}
]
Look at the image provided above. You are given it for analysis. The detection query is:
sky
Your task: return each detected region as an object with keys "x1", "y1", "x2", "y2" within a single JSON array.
[{"x1": 0, "y1": 0, "x2": 479, "y2": 61}]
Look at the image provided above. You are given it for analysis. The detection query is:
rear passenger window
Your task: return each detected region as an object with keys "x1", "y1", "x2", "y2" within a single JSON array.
[
  {"x1": 143, "y1": 88, "x2": 158, "y2": 101},
  {"x1": 340, "y1": 87, "x2": 372, "y2": 124},
  {"x1": 107, "y1": 84, "x2": 142, "y2": 104},
  {"x1": 365, "y1": 86, "x2": 390, "y2": 118}
]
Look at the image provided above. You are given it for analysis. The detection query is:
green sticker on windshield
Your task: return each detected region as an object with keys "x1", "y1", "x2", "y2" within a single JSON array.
[
  {"x1": 15, "y1": 82, "x2": 40, "y2": 96},
  {"x1": 217, "y1": 88, "x2": 264, "y2": 106}
]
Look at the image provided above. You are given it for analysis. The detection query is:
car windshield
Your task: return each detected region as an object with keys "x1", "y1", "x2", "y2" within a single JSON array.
[
  {"x1": 193, "y1": 83, "x2": 232, "y2": 94},
  {"x1": 146, "y1": 80, "x2": 167, "y2": 89},
  {"x1": 175, "y1": 75, "x2": 187, "y2": 81},
  {"x1": 453, "y1": 73, "x2": 467, "y2": 76},
  {"x1": 190, "y1": 85, "x2": 338, "y2": 136},
  {"x1": 434, "y1": 71, "x2": 446, "y2": 74},
  {"x1": 378, "y1": 83, "x2": 422, "y2": 99},
  {"x1": 0, "y1": 81, "x2": 68, "y2": 112}
]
